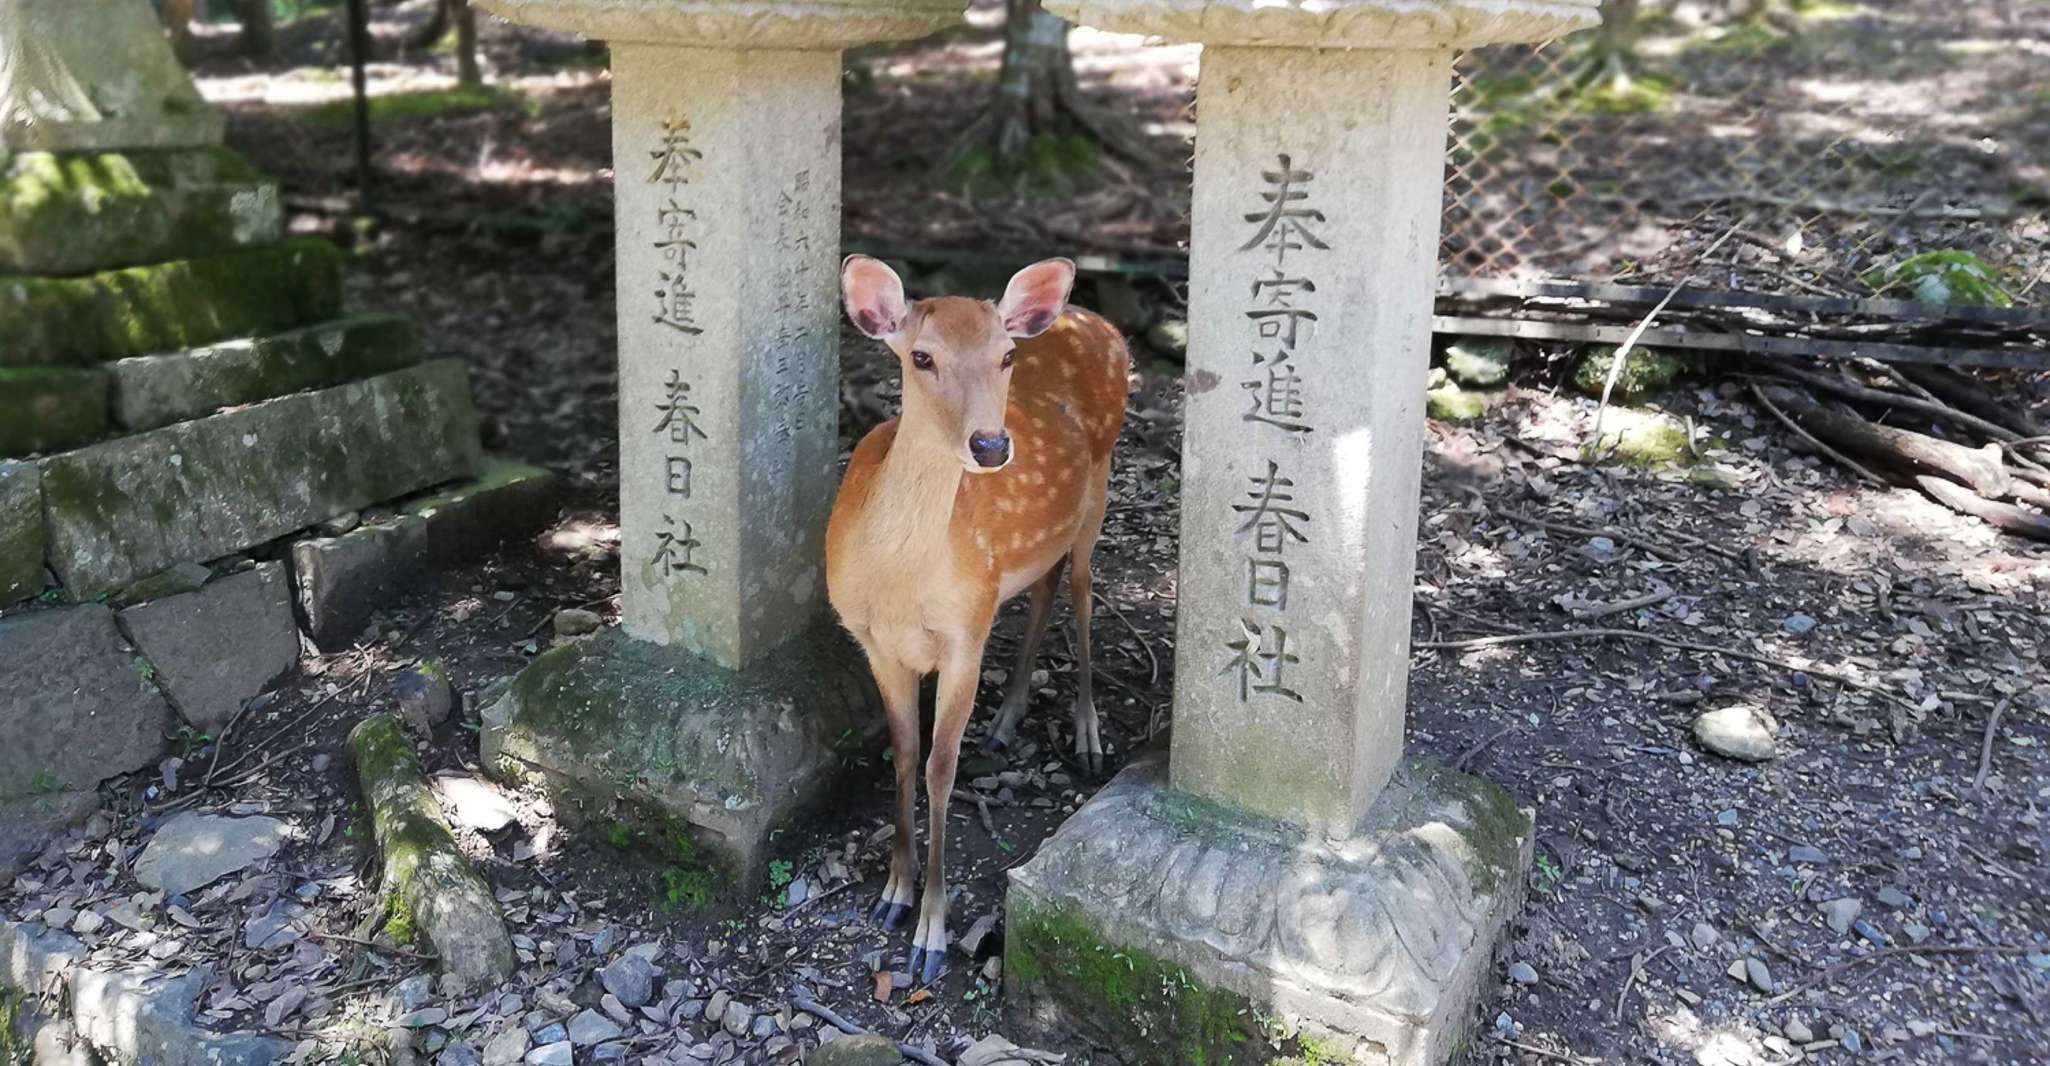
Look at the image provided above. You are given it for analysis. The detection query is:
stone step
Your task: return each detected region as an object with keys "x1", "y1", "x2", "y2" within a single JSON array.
[
  {"x1": 40, "y1": 360, "x2": 482, "y2": 599},
  {"x1": 0, "y1": 365, "x2": 107, "y2": 458},
  {"x1": 0, "y1": 238, "x2": 343, "y2": 368},
  {"x1": 0, "y1": 148, "x2": 282, "y2": 276},
  {"x1": 0, "y1": 462, "x2": 43, "y2": 605},
  {"x1": 110, "y1": 314, "x2": 421, "y2": 432}
]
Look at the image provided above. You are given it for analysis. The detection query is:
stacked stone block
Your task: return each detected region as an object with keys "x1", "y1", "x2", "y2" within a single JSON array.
[{"x1": 0, "y1": 3, "x2": 560, "y2": 880}]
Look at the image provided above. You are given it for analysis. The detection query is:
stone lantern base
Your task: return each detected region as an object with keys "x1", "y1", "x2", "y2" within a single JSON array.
[
  {"x1": 481, "y1": 626, "x2": 882, "y2": 892},
  {"x1": 1005, "y1": 754, "x2": 1533, "y2": 1065}
]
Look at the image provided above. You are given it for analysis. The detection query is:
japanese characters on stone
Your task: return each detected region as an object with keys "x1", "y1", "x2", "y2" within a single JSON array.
[
  {"x1": 1224, "y1": 153, "x2": 1324, "y2": 704},
  {"x1": 649, "y1": 116, "x2": 708, "y2": 580}
]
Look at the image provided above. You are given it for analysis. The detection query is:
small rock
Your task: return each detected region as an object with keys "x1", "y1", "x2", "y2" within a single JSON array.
[
  {"x1": 71, "y1": 910, "x2": 105, "y2": 935},
  {"x1": 552, "y1": 608, "x2": 602, "y2": 637},
  {"x1": 1852, "y1": 919, "x2": 1890, "y2": 947},
  {"x1": 266, "y1": 985, "x2": 309, "y2": 1028},
  {"x1": 440, "y1": 1045, "x2": 481, "y2": 1066},
  {"x1": 1901, "y1": 921, "x2": 1931, "y2": 944},
  {"x1": 395, "y1": 662, "x2": 455, "y2": 736},
  {"x1": 1786, "y1": 845, "x2": 1828, "y2": 865},
  {"x1": 1692, "y1": 705, "x2": 1779, "y2": 762},
  {"x1": 529, "y1": 1024, "x2": 566, "y2": 1046},
  {"x1": 590, "y1": 1044, "x2": 627, "y2": 1064},
  {"x1": 720, "y1": 999, "x2": 752, "y2": 1038},
  {"x1": 1743, "y1": 957, "x2": 1775, "y2": 994},
  {"x1": 1875, "y1": 885, "x2": 1913, "y2": 909},
  {"x1": 319, "y1": 511, "x2": 362, "y2": 536},
  {"x1": 400, "y1": 1008, "x2": 449, "y2": 1029},
  {"x1": 806, "y1": 1033, "x2": 902, "y2": 1066},
  {"x1": 599, "y1": 994, "x2": 630, "y2": 1024},
  {"x1": 245, "y1": 900, "x2": 305, "y2": 950},
  {"x1": 566, "y1": 1009, "x2": 622, "y2": 1046},
  {"x1": 134, "y1": 812, "x2": 290, "y2": 897},
  {"x1": 394, "y1": 974, "x2": 436, "y2": 1012},
  {"x1": 1819, "y1": 898, "x2": 1862, "y2": 936},
  {"x1": 1689, "y1": 921, "x2": 1719, "y2": 951},
  {"x1": 599, "y1": 954, "x2": 658, "y2": 1009},
  {"x1": 704, "y1": 990, "x2": 730, "y2": 1025},
  {"x1": 310, "y1": 753, "x2": 332, "y2": 773},
  {"x1": 1508, "y1": 962, "x2": 1539, "y2": 986},
  {"x1": 590, "y1": 924, "x2": 621, "y2": 956},
  {"x1": 1783, "y1": 1017, "x2": 1814, "y2": 1043},
  {"x1": 483, "y1": 1026, "x2": 530, "y2": 1066},
  {"x1": 958, "y1": 914, "x2": 998, "y2": 958},
  {"x1": 1782, "y1": 613, "x2": 1817, "y2": 636},
  {"x1": 1840, "y1": 1029, "x2": 1863, "y2": 1053},
  {"x1": 434, "y1": 774, "x2": 521, "y2": 834},
  {"x1": 525, "y1": 1042, "x2": 573, "y2": 1066}
]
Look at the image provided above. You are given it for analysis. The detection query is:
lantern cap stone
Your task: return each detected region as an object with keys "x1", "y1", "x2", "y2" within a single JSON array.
[
  {"x1": 1, "y1": 0, "x2": 225, "y2": 153},
  {"x1": 474, "y1": 0, "x2": 964, "y2": 49},
  {"x1": 1042, "y1": 0, "x2": 1598, "y2": 49}
]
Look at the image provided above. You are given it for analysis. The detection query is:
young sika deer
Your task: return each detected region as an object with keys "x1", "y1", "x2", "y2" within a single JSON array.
[{"x1": 827, "y1": 255, "x2": 1128, "y2": 981}]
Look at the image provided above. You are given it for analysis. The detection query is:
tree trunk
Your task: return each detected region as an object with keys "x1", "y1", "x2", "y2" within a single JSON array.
[
  {"x1": 1915, "y1": 476, "x2": 2050, "y2": 543},
  {"x1": 161, "y1": 0, "x2": 199, "y2": 64},
  {"x1": 991, "y1": 0, "x2": 1071, "y2": 166},
  {"x1": 453, "y1": 0, "x2": 481, "y2": 86},
  {"x1": 409, "y1": 0, "x2": 452, "y2": 48},
  {"x1": 1781, "y1": 394, "x2": 2012, "y2": 498},
  {"x1": 238, "y1": 0, "x2": 276, "y2": 60}
]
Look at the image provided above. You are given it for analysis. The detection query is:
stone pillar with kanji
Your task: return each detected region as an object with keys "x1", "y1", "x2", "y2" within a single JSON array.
[
  {"x1": 1005, "y1": 3, "x2": 1600, "y2": 1062},
  {"x1": 475, "y1": 0, "x2": 962, "y2": 889}
]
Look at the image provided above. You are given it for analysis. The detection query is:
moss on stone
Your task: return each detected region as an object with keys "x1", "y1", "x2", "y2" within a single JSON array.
[
  {"x1": 1412, "y1": 760, "x2": 1534, "y2": 899},
  {"x1": 0, "y1": 239, "x2": 343, "y2": 368},
  {"x1": 1572, "y1": 345, "x2": 1687, "y2": 402},
  {"x1": 1599, "y1": 409, "x2": 1699, "y2": 469},
  {"x1": 0, "y1": 984, "x2": 28, "y2": 1066},
  {"x1": 1007, "y1": 898, "x2": 1262, "y2": 1066},
  {"x1": 1426, "y1": 383, "x2": 1491, "y2": 422},
  {"x1": 1, "y1": 147, "x2": 280, "y2": 275},
  {"x1": 1442, "y1": 338, "x2": 1511, "y2": 388},
  {"x1": 0, "y1": 463, "x2": 44, "y2": 606},
  {"x1": 109, "y1": 314, "x2": 420, "y2": 431},
  {"x1": 0, "y1": 366, "x2": 108, "y2": 457}
]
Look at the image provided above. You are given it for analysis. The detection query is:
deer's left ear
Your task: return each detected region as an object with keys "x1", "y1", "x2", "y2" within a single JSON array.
[{"x1": 997, "y1": 257, "x2": 1075, "y2": 339}]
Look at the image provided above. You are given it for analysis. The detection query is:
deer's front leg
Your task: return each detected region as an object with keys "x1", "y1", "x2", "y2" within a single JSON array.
[
  {"x1": 869, "y1": 655, "x2": 922, "y2": 930},
  {"x1": 911, "y1": 639, "x2": 983, "y2": 984}
]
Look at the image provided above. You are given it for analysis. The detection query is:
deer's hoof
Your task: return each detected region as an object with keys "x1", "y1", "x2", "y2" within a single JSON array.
[
  {"x1": 873, "y1": 900, "x2": 913, "y2": 930},
  {"x1": 908, "y1": 944, "x2": 948, "y2": 986}
]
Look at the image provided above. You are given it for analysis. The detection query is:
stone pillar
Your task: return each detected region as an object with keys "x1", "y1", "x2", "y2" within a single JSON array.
[
  {"x1": 1, "y1": 0, "x2": 225, "y2": 152},
  {"x1": 472, "y1": 0, "x2": 962, "y2": 886},
  {"x1": 1005, "y1": 2, "x2": 1598, "y2": 1062}
]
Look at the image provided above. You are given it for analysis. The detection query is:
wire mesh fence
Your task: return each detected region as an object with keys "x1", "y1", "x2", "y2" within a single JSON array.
[{"x1": 1439, "y1": 15, "x2": 2048, "y2": 313}]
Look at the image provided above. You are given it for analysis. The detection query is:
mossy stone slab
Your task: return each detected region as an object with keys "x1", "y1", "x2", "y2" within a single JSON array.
[
  {"x1": 40, "y1": 360, "x2": 481, "y2": 599},
  {"x1": 0, "y1": 148, "x2": 282, "y2": 276},
  {"x1": 1005, "y1": 753, "x2": 1533, "y2": 1065},
  {"x1": 0, "y1": 462, "x2": 45, "y2": 606},
  {"x1": 480, "y1": 626, "x2": 881, "y2": 891},
  {"x1": 109, "y1": 313, "x2": 420, "y2": 431},
  {"x1": 401, "y1": 456, "x2": 559, "y2": 564},
  {"x1": 0, "y1": 239, "x2": 343, "y2": 368},
  {"x1": 0, "y1": 366, "x2": 108, "y2": 458}
]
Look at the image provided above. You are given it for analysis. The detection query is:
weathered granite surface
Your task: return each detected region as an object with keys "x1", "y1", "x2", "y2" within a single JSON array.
[
  {"x1": 1006, "y1": 754, "x2": 1533, "y2": 1065},
  {"x1": 0, "y1": 366, "x2": 108, "y2": 458},
  {"x1": 0, "y1": 148, "x2": 281, "y2": 276},
  {"x1": 119, "y1": 563, "x2": 299, "y2": 734},
  {"x1": 132, "y1": 813, "x2": 291, "y2": 898},
  {"x1": 0, "y1": 460, "x2": 44, "y2": 604},
  {"x1": 474, "y1": 0, "x2": 964, "y2": 50},
  {"x1": 109, "y1": 313, "x2": 420, "y2": 431},
  {"x1": 0, "y1": 605, "x2": 171, "y2": 877},
  {"x1": 0, "y1": 239, "x2": 343, "y2": 368},
  {"x1": 289, "y1": 515, "x2": 430, "y2": 652},
  {"x1": 0, "y1": 0, "x2": 226, "y2": 153},
  {"x1": 41, "y1": 360, "x2": 481, "y2": 598},
  {"x1": 1041, "y1": 0, "x2": 1598, "y2": 49},
  {"x1": 481, "y1": 626, "x2": 881, "y2": 888},
  {"x1": 402, "y1": 456, "x2": 559, "y2": 564}
]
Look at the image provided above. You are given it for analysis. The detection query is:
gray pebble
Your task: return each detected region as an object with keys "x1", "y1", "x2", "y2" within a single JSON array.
[{"x1": 1508, "y1": 962, "x2": 1539, "y2": 986}]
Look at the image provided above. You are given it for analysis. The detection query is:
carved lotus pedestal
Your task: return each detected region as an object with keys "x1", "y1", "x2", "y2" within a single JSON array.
[
  {"x1": 470, "y1": 0, "x2": 960, "y2": 892},
  {"x1": 1005, "y1": 0, "x2": 1595, "y2": 1061}
]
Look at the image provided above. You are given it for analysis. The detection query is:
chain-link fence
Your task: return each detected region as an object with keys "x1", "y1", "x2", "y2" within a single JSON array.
[{"x1": 1439, "y1": 14, "x2": 2048, "y2": 315}]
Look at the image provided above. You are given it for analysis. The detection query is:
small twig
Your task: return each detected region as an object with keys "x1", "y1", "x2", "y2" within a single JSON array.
[
  {"x1": 1094, "y1": 591, "x2": 1160, "y2": 688},
  {"x1": 305, "y1": 930, "x2": 438, "y2": 961},
  {"x1": 1490, "y1": 1036, "x2": 1601, "y2": 1065},
  {"x1": 789, "y1": 992, "x2": 949, "y2": 1066},
  {"x1": 1592, "y1": 218, "x2": 1746, "y2": 446},
  {"x1": 1417, "y1": 627, "x2": 1913, "y2": 711},
  {"x1": 1747, "y1": 382, "x2": 1889, "y2": 488},
  {"x1": 1765, "y1": 944, "x2": 2035, "y2": 1004},
  {"x1": 1972, "y1": 697, "x2": 2013, "y2": 796},
  {"x1": 1454, "y1": 725, "x2": 1515, "y2": 772},
  {"x1": 1565, "y1": 579, "x2": 1675, "y2": 621},
  {"x1": 1613, "y1": 945, "x2": 1672, "y2": 1023}
]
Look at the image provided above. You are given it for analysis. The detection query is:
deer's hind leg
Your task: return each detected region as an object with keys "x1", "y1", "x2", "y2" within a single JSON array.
[
  {"x1": 1068, "y1": 462, "x2": 1112, "y2": 774},
  {"x1": 985, "y1": 554, "x2": 1067, "y2": 754}
]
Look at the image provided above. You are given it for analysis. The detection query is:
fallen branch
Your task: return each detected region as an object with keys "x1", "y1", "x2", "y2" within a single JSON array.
[
  {"x1": 789, "y1": 992, "x2": 949, "y2": 1066},
  {"x1": 1762, "y1": 359, "x2": 2025, "y2": 446},
  {"x1": 1893, "y1": 365, "x2": 2044, "y2": 439},
  {"x1": 1915, "y1": 476, "x2": 2050, "y2": 543},
  {"x1": 1560, "y1": 580, "x2": 1675, "y2": 621},
  {"x1": 1972, "y1": 697, "x2": 2013, "y2": 795},
  {"x1": 1747, "y1": 382, "x2": 1888, "y2": 488},
  {"x1": 1765, "y1": 944, "x2": 2036, "y2": 1004},
  {"x1": 1416, "y1": 627, "x2": 1912, "y2": 710},
  {"x1": 1772, "y1": 390, "x2": 2010, "y2": 498}
]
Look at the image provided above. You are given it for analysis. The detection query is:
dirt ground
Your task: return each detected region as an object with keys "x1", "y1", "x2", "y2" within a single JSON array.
[{"x1": 7, "y1": 2, "x2": 2045, "y2": 1064}]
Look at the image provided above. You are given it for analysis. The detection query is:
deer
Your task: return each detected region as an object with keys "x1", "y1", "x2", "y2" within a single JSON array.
[{"x1": 826, "y1": 254, "x2": 1129, "y2": 982}]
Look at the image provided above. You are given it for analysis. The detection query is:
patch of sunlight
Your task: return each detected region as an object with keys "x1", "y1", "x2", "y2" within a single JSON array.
[{"x1": 543, "y1": 518, "x2": 620, "y2": 562}]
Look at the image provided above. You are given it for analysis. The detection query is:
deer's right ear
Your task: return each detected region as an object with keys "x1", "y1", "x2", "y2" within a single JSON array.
[{"x1": 842, "y1": 255, "x2": 908, "y2": 341}]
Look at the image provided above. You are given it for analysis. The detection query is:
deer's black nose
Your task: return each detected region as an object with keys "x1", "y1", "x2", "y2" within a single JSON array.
[{"x1": 969, "y1": 431, "x2": 1011, "y2": 468}]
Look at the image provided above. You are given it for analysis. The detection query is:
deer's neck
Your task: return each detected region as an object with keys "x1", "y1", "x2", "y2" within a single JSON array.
[{"x1": 866, "y1": 395, "x2": 964, "y2": 557}]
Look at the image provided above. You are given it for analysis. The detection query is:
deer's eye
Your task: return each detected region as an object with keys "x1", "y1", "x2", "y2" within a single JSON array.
[
  {"x1": 1001, "y1": 350, "x2": 1016, "y2": 369},
  {"x1": 911, "y1": 349, "x2": 935, "y2": 371}
]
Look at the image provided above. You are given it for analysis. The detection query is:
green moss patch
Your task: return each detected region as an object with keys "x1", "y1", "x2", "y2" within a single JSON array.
[
  {"x1": 108, "y1": 313, "x2": 419, "y2": 431},
  {"x1": 0, "y1": 238, "x2": 344, "y2": 368},
  {"x1": 1572, "y1": 345, "x2": 1686, "y2": 402},
  {"x1": 0, "y1": 367, "x2": 109, "y2": 458},
  {"x1": 0, "y1": 462, "x2": 44, "y2": 606},
  {"x1": 0, "y1": 147, "x2": 281, "y2": 276}
]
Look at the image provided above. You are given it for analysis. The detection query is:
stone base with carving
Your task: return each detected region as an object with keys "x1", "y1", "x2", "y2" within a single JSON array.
[
  {"x1": 481, "y1": 625, "x2": 881, "y2": 892},
  {"x1": 1004, "y1": 753, "x2": 1533, "y2": 1066}
]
